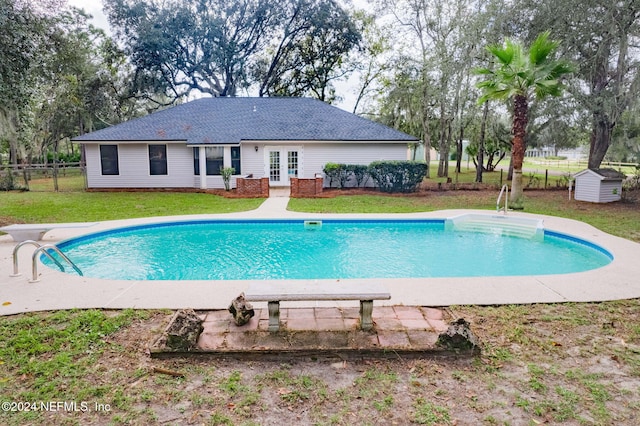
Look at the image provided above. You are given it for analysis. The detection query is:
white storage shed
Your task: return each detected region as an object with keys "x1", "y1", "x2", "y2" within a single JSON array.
[{"x1": 573, "y1": 168, "x2": 626, "y2": 203}]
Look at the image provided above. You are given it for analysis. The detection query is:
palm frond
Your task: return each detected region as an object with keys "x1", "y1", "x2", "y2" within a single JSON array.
[
  {"x1": 529, "y1": 31, "x2": 559, "y2": 66},
  {"x1": 487, "y1": 44, "x2": 514, "y2": 66},
  {"x1": 474, "y1": 67, "x2": 494, "y2": 76}
]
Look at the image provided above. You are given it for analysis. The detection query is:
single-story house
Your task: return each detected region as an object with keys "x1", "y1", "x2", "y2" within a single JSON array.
[
  {"x1": 72, "y1": 97, "x2": 419, "y2": 190},
  {"x1": 573, "y1": 168, "x2": 626, "y2": 203}
]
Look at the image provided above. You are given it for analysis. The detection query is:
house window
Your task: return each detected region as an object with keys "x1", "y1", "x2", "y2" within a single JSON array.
[
  {"x1": 193, "y1": 147, "x2": 224, "y2": 175},
  {"x1": 231, "y1": 146, "x2": 241, "y2": 174},
  {"x1": 100, "y1": 145, "x2": 119, "y2": 175},
  {"x1": 149, "y1": 144, "x2": 167, "y2": 175}
]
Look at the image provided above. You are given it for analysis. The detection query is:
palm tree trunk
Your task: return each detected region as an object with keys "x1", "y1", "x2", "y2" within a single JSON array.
[{"x1": 510, "y1": 94, "x2": 528, "y2": 207}]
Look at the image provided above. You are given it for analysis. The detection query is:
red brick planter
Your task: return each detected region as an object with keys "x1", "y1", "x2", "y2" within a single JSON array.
[
  {"x1": 236, "y1": 177, "x2": 269, "y2": 197},
  {"x1": 290, "y1": 176, "x2": 323, "y2": 197}
]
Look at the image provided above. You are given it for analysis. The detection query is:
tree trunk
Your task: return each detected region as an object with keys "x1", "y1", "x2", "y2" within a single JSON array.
[
  {"x1": 586, "y1": 30, "x2": 616, "y2": 170},
  {"x1": 422, "y1": 103, "x2": 431, "y2": 178},
  {"x1": 52, "y1": 141, "x2": 59, "y2": 192},
  {"x1": 437, "y1": 97, "x2": 449, "y2": 177},
  {"x1": 588, "y1": 110, "x2": 613, "y2": 169},
  {"x1": 476, "y1": 102, "x2": 488, "y2": 183},
  {"x1": 420, "y1": 65, "x2": 431, "y2": 179},
  {"x1": 455, "y1": 126, "x2": 463, "y2": 174},
  {"x1": 510, "y1": 94, "x2": 528, "y2": 207}
]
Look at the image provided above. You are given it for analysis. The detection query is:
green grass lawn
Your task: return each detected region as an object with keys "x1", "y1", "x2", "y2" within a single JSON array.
[
  {"x1": 1, "y1": 186, "x2": 264, "y2": 224},
  {"x1": 289, "y1": 192, "x2": 497, "y2": 213}
]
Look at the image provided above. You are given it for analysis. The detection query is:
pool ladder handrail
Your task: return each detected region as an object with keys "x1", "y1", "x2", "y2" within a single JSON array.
[
  {"x1": 11, "y1": 240, "x2": 63, "y2": 277},
  {"x1": 497, "y1": 184, "x2": 509, "y2": 214},
  {"x1": 10, "y1": 240, "x2": 83, "y2": 281},
  {"x1": 31, "y1": 244, "x2": 83, "y2": 282}
]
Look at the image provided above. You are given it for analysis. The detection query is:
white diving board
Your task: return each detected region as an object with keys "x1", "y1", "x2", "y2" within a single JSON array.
[{"x1": 0, "y1": 222, "x2": 98, "y2": 242}]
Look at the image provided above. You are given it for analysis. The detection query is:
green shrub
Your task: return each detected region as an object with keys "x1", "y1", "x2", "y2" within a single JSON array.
[
  {"x1": 220, "y1": 167, "x2": 235, "y2": 191},
  {"x1": 323, "y1": 163, "x2": 372, "y2": 188},
  {"x1": 323, "y1": 163, "x2": 350, "y2": 188},
  {"x1": 0, "y1": 170, "x2": 25, "y2": 191},
  {"x1": 346, "y1": 164, "x2": 370, "y2": 187},
  {"x1": 367, "y1": 161, "x2": 428, "y2": 193}
]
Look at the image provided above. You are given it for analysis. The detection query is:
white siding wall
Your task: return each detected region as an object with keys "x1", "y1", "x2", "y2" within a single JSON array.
[
  {"x1": 240, "y1": 144, "x2": 267, "y2": 179},
  {"x1": 574, "y1": 174, "x2": 600, "y2": 202},
  {"x1": 191, "y1": 175, "x2": 231, "y2": 190},
  {"x1": 85, "y1": 143, "x2": 195, "y2": 188},
  {"x1": 302, "y1": 143, "x2": 407, "y2": 178},
  {"x1": 599, "y1": 181, "x2": 622, "y2": 202}
]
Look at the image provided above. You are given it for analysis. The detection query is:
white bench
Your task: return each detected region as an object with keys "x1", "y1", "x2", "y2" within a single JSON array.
[
  {"x1": 0, "y1": 222, "x2": 98, "y2": 242},
  {"x1": 244, "y1": 281, "x2": 391, "y2": 332}
]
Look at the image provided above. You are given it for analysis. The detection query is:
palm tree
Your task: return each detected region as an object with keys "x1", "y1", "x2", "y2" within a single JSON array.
[{"x1": 476, "y1": 31, "x2": 572, "y2": 207}]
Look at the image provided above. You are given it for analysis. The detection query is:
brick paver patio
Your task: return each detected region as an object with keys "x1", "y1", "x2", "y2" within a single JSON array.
[{"x1": 167, "y1": 306, "x2": 457, "y2": 360}]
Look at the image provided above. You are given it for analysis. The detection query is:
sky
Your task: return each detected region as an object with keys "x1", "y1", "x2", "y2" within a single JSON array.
[
  {"x1": 68, "y1": 0, "x2": 110, "y2": 32},
  {"x1": 65, "y1": 0, "x2": 370, "y2": 112}
]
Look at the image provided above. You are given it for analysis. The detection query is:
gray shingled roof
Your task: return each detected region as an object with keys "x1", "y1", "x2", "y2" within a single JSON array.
[
  {"x1": 73, "y1": 97, "x2": 418, "y2": 144},
  {"x1": 591, "y1": 168, "x2": 627, "y2": 180}
]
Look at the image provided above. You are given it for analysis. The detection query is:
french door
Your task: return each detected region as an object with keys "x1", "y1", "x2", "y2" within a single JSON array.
[{"x1": 267, "y1": 147, "x2": 302, "y2": 186}]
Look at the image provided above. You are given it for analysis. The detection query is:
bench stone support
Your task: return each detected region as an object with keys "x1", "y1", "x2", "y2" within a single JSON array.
[
  {"x1": 267, "y1": 301, "x2": 281, "y2": 332},
  {"x1": 359, "y1": 300, "x2": 374, "y2": 331}
]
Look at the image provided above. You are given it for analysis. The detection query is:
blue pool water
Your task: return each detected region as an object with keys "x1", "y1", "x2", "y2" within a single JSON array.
[{"x1": 47, "y1": 219, "x2": 612, "y2": 280}]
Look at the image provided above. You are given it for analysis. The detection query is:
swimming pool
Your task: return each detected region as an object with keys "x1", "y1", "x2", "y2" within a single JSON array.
[{"x1": 46, "y1": 219, "x2": 612, "y2": 280}]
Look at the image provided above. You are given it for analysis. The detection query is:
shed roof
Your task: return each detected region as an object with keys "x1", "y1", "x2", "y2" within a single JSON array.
[
  {"x1": 574, "y1": 168, "x2": 626, "y2": 181},
  {"x1": 72, "y1": 97, "x2": 419, "y2": 144}
]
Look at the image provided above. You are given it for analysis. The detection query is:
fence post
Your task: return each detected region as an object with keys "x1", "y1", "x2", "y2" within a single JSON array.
[{"x1": 545, "y1": 169, "x2": 548, "y2": 189}]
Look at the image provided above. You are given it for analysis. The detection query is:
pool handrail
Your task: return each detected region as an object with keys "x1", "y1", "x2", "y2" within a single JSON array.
[
  {"x1": 497, "y1": 184, "x2": 509, "y2": 214},
  {"x1": 30, "y1": 244, "x2": 83, "y2": 282},
  {"x1": 11, "y1": 240, "x2": 65, "y2": 277}
]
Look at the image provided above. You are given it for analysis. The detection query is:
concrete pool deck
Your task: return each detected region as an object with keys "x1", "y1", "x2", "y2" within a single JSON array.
[{"x1": 2, "y1": 196, "x2": 640, "y2": 317}]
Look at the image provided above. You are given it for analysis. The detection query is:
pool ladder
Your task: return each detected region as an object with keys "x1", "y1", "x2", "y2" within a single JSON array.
[
  {"x1": 11, "y1": 240, "x2": 83, "y2": 282},
  {"x1": 497, "y1": 184, "x2": 509, "y2": 214}
]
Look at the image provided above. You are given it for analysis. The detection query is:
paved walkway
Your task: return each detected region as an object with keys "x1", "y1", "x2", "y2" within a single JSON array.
[{"x1": 250, "y1": 187, "x2": 290, "y2": 214}]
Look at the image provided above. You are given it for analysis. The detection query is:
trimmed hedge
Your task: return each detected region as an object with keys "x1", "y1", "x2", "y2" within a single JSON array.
[
  {"x1": 323, "y1": 162, "x2": 349, "y2": 188},
  {"x1": 322, "y1": 161, "x2": 427, "y2": 192},
  {"x1": 347, "y1": 164, "x2": 370, "y2": 187},
  {"x1": 323, "y1": 163, "x2": 371, "y2": 188},
  {"x1": 367, "y1": 161, "x2": 428, "y2": 193}
]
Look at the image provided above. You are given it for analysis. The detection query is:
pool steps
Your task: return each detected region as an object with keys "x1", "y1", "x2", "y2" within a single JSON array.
[{"x1": 446, "y1": 213, "x2": 545, "y2": 240}]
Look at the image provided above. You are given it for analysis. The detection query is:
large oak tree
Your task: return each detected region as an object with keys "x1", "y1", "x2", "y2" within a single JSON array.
[{"x1": 104, "y1": 0, "x2": 361, "y2": 103}]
